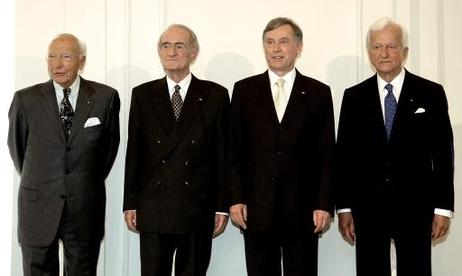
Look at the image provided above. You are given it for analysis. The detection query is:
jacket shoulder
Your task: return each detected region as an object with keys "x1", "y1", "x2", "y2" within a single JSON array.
[
  {"x1": 131, "y1": 79, "x2": 164, "y2": 96},
  {"x1": 15, "y1": 82, "x2": 49, "y2": 97},
  {"x1": 404, "y1": 71, "x2": 443, "y2": 90},
  {"x1": 196, "y1": 78, "x2": 228, "y2": 96},
  {"x1": 343, "y1": 75, "x2": 376, "y2": 96},
  {"x1": 82, "y1": 79, "x2": 118, "y2": 96},
  {"x1": 297, "y1": 74, "x2": 330, "y2": 90},
  {"x1": 234, "y1": 74, "x2": 262, "y2": 87}
]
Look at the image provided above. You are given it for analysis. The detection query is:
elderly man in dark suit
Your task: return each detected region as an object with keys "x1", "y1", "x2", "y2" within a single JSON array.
[
  {"x1": 123, "y1": 24, "x2": 229, "y2": 276},
  {"x1": 8, "y1": 33, "x2": 120, "y2": 276},
  {"x1": 226, "y1": 17, "x2": 335, "y2": 276},
  {"x1": 336, "y1": 17, "x2": 454, "y2": 276}
]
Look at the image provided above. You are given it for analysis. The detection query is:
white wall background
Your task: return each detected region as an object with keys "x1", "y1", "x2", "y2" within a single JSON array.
[{"x1": 1, "y1": 0, "x2": 460, "y2": 275}]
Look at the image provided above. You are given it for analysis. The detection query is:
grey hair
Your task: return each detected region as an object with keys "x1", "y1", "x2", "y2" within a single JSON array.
[
  {"x1": 50, "y1": 33, "x2": 87, "y2": 57},
  {"x1": 262, "y1": 17, "x2": 303, "y2": 43},
  {"x1": 157, "y1": 24, "x2": 200, "y2": 53},
  {"x1": 366, "y1": 17, "x2": 409, "y2": 49}
]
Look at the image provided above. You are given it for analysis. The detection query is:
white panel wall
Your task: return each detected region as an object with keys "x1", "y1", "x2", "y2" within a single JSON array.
[{"x1": 5, "y1": 0, "x2": 461, "y2": 275}]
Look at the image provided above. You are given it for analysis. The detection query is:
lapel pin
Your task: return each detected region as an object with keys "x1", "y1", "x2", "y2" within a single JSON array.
[
  {"x1": 198, "y1": 97, "x2": 203, "y2": 102},
  {"x1": 301, "y1": 91, "x2": 307, "y2": 95},
  {"x1": 410, "y1": 98, "x2": 414, "y2": 102},
  {"x1": 86, "y1": 100, "x2": 91, "y2": 104}
]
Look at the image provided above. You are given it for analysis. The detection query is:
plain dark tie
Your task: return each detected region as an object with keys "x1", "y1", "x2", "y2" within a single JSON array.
[
  {"x1": 384, "y1": 83, "x2": 397, "y2": 139},
  {"x1": 60, "y1": 88, "x2": 74, "y2": 139},
  {"x1": 172, "y1": 84, "x2": 183, "y2": 121}
]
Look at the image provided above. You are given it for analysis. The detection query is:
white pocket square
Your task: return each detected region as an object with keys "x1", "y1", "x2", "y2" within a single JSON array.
[
  {"x1": 84, "y1": 117, "x2": 101, "y2": 128},
  {"x1": 415, "y1": 107, "x2": 425, "y2": 114}
]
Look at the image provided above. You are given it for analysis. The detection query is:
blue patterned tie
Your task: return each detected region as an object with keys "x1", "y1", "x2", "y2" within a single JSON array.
[
  {"x1": 384, "y1": 83, "x2": 397, "y2": 139},
  {"x1": 171, "y1": 85, "x2": 183, "y2": 121}
]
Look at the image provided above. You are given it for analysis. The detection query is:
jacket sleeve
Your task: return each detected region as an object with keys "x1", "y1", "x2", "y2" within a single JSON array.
[
  {"x1": 315, "y1": 86, "x2": 336, "y2": 215},
  {"x1": 430, "y1": 84, "x2": 454, "y2": 211},
  {"x1": 123, "y1": 89, "x2": 141, "y2": 211},
  {"x1": 213, "y1": 88, "x2": 231, "y2": 213},
  {"x1": 102, "y1": 90, "x2": 121, "y2": 179},
  {"x1": 8, "y1": 92, "x2": 28, "y2": 174}
]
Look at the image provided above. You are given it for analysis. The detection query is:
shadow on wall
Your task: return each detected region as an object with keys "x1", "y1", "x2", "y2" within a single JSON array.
[
  {"x1": 204, "y1": 52, "x2": 255, "y2": 96},
  {"x1": 204, "y1": 52, "x2": 254, "y2": 276},
  {"x1": 325, "y1": 55, "x2": 368, "y2": 130},
  {"x1": 451, "y1": 123, "x2": 462, "y2": 228}
]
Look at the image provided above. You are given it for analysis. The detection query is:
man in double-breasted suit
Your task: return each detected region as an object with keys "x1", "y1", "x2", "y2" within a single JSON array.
[
  {"x1": 336, "y1": 18, "x2": 454, "y2": 276},
  {"x1": 123, "y1": 24, "x2": 229, "y2": 276},
  {"x1": 227, "y1": 17, "x2": 335, "y2": 276},
  {"x1": 8, "y1": 33, "x2": 120, "y2": 276}
]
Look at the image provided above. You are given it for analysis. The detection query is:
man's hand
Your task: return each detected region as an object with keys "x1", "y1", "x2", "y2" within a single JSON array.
[
  {"x1": 338, "y1": 212, "x2": 355, "y2": 245},
  {"x1": 124, "y1": 210, "x2": 138, "y2": 232},
  {"x1": 432, "y1": 214, "x2": 451, "y2": 241},
  {"x1": 313, "y1": 210, "x2": 332, "y2": 234},
  {"x1": 212, "y1": 214, "x2": 229, "y2": 238},
  {"x1": 230, "y1": 203, "x2": 247, "y2": 230}
]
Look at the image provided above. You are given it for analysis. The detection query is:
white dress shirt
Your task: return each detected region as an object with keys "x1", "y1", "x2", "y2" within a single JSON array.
[
  {"x1": 53, "y1": 76, "x2": 80, "y2": 110},
  {"x1": 268, "y1": 68, "x2": 296, "y2": 121}
]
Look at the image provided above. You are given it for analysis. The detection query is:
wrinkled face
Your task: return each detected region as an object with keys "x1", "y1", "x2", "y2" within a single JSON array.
[
  {"x1": 368, "y1": 25, "x2": 408, "y2": 81},
  {"x1": 158, "y1": 26, "x2": 197, "y2": 77},
  {"x1": 263, "y1": 24, "x2": 302, "y2": 76},
  {"x1": 47, "y1": 37, "x2": 85, "y2": 88}
]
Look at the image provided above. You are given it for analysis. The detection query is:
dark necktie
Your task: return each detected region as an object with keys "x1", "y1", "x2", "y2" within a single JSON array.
[
  {"x1": 172, "y1": 85, "x2": 183, "y2": 121},
  {"x1": 60, "y1": 88, "x2": 74, "y2": 139},
  {"x1": 384, "y1": 83, "x2": 397, "y2": 139}
]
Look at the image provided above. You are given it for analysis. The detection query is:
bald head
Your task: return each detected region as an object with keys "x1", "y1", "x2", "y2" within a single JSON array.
[{"x1": 47, "y1": 33, "x2": 87, "y2": 88}]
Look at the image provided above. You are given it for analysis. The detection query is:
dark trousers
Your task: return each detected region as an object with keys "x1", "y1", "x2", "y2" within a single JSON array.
[
  {"x1": 354, "y1": 208, "x2": 434, "y2": 276},
  {"x1": 139, "y1": 230, "x2": 213, "y2": 276},
  {"x1": 243, "y1": 230, "x2": 319, "y2": 276},
  {"x1": 21, "y1": 202, "x2": 101, "y2": 276}
]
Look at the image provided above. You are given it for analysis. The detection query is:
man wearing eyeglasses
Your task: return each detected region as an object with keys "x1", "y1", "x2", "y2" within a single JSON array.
[
  {"x1": 336, "y1": 17, "x2": 454, "y2": 276},
  {"x1": 123, "y1": 24, "x2": 229, "y2": 276}
]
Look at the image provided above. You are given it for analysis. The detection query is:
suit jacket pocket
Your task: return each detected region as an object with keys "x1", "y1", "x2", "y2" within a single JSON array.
[{"x1": 83, "y1": 125, "x2": 103, "y2": 142}]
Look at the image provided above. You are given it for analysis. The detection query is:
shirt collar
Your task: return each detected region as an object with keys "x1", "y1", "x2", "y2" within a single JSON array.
[
  {"x1": 166, "y1": 73, "x2": 192, "y2": 98},
  {"x1": 268, "y1": 68, "x2": 296, "y2": 86},
  {"x1": 377, "y1": 68, "x2": 405, "y2": 96},
  {"x1": 53, "y1": 76, "x2": 80, "y2": 97}
]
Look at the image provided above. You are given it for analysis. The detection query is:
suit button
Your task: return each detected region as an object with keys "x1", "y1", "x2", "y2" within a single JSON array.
[
  {"x1": 191, "y1": 140, "x2": 196, "y2": 144},
  {"x1": 156, "y1": 181, "x2": 161, "y2": 185},
  {"x1": 277, "y1": 151, "x2": 283, "y2": 155},
  {"x1": 279, "y1": 127, "x2": 284, "y2": 132},
  {"x1": 184, "y1": 181, "x2": 189, "y2": 186},
  {"x1": 185, "y1": 160, "x2": 189, "y2": 166},
  {"x1": 66, "y1": 146, "x2": 71, "y2": 152},
  {"x1": 156, "y1": 140, "x2": 161, "y2": 144},
  {"x1": 385, "y1": 178, "x2": 390, "y2": 183},
  {"x1": 60, "y1": 195, "x2": 66, "y2": 199},
  {"x1": 65, "y1": 169, "x2": 70, "y2": 175},
  {"x1": 161, "y1": 160, "x2": 167, "y2": 165}
]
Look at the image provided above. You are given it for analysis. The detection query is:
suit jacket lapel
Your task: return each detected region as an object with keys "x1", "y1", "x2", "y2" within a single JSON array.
[
  {"x1": 151, "y1": 78, "x2": 176, "y2": 135},
  {"x1": 280, "y1": 70, "x2": 307, "y2": 125},
  {"x1": 69, "y1": 78, "x2": 95, "y2": 144},
  {"x1": 38, "y1": 80, "x2": 66, "y2": 141},
  {"x1": 365, "y1": 75, "x2": 389, "y2": 144},
  {"x1": 256, "y1": 72, "x2": 280, "y2": 125},
  {"x1": 389, "y1": 71, "x2": 417, "y2": 142},
  {"x1": 167, "y1": 75, "x2": 208, "y2": 146}
]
